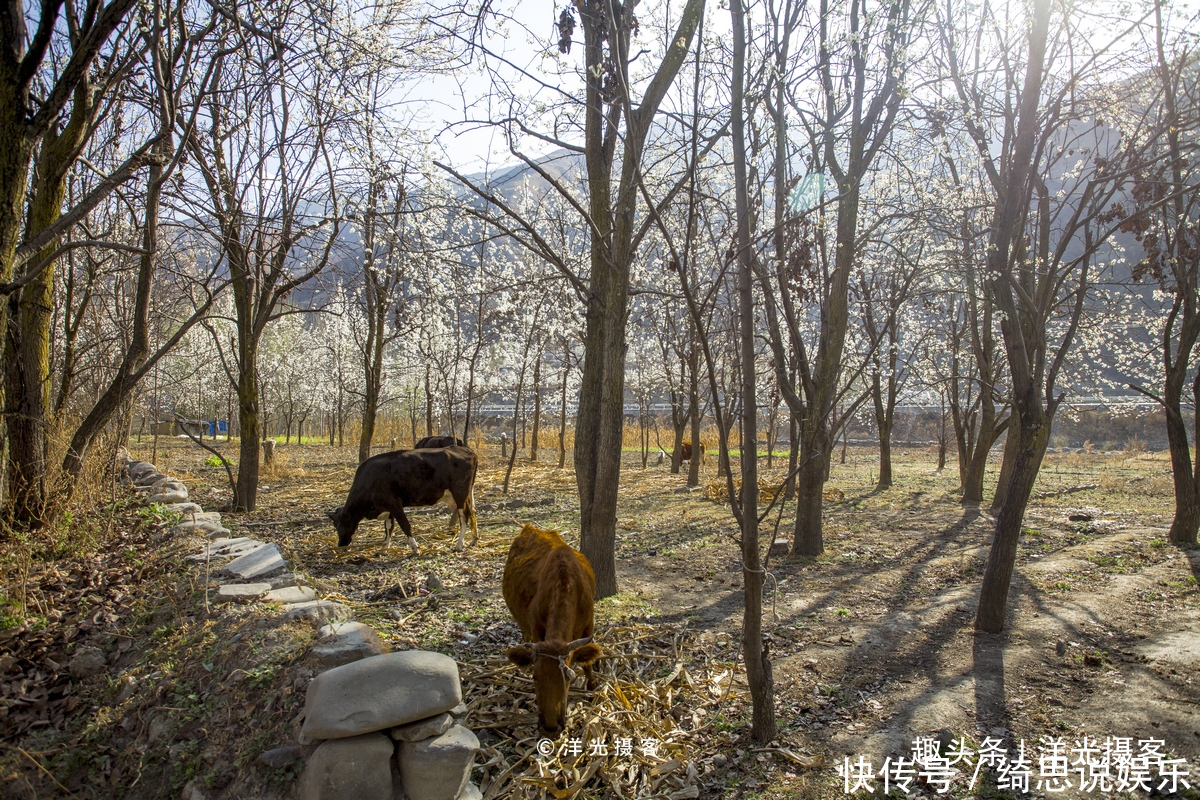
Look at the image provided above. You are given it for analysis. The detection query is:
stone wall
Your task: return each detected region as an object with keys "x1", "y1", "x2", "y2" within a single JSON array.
[{"x1": 119, "y1": 451, "x2": 481, "y2": 800}]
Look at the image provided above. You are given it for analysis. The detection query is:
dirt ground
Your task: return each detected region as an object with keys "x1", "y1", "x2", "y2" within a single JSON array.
[{"x1": 2, "y1": 439, "x2": 1198, "y2": 799}]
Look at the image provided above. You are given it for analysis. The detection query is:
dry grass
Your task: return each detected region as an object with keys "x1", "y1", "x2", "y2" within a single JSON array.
[{"x1": 3, "y1": 438, "x2": 1196, "y2": 800}]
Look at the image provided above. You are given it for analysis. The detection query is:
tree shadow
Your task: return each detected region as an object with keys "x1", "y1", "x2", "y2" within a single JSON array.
[
  {"x1": 971, "y1": 630, "x2": 1009, "y2": 736},
  {"x1": 648, "y1": 508, "x2": 1002, "y2": 750}
]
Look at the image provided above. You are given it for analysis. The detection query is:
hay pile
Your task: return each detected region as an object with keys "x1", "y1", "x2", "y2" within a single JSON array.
[
  {"x1": 459, "y1": 623, "x2": 745, "y2": 799},
  {"x1": 700, "y1": 478, "x2": 786, "y2": 504}
]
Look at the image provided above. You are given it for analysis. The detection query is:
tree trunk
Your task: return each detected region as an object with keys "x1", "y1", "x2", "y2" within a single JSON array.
[
  {"x1": 530, "y1": 350, "x2": 541, "y2": 461},
  {"x1": 572, "y1": 0, "x2": 704, "y2": 601},
  {"x1": 976, "y1": 408, "x2": 1051, "y2": 632},
  {"x1": 4, "y1": 88, "x2": 93, "y2": 524},
  {"x1": 991, "y1": 419, "x2": 1019, "y2": 511},
  {"x1": 937, "y1": 397, "x2": 948, "y2": 470},
  {"x1": 730, "y1": 0, "x2": 775, "y2": 742},
  {"x1": 873, "y1": 373, "x2": 893, "y2": 489},
  {"x1": 1164, "y1": 396, "x2": 1200, "y2": 544},
  {"x1": 1160, "y1": 354, "x2": 1200, "y2": 545},
  {"x1": 575, "y1": 280, "x2": 628, "y2": 599},
  {"x1": 558, "y1": 356, "x2": 568, "y2": 469},
  {"x1": 792, "y1": 433, "x2": 827, "y2": 555},
  {"x1": 358, "y1": 299, "x2": 386, "y2": 463},
  {"x1": 784, "y1": 412, "x2": 799, "y2": 501},
  {"x1": 234, "y1": 354, "x2": 261, "y2": 511},
  {"x1": 424, "y1": 366, "x2": 433, "y2": 438},
  {"x1": 687, "y1": 345, "x2": 702, "y2": 487},
  {"x1": 961, "y1": 399, "x2": 1003, "y2": 503},
  {"x1": 877, "y1": 417, "x2": 893, "y2": 489}
]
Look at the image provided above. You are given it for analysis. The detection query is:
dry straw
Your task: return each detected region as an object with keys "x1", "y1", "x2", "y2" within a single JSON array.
[{"x1": 459, "y1": 622, "x2": 743, "y2": 799}]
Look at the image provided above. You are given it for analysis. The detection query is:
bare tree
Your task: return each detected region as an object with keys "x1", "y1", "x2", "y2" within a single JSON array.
[
  {"x1": 438, "y1": 0, "x2": 706, "y2": 597},
  {"x1": 757, "y1": 0, "x2": 926, "y2": 556},
  {"x1": 186, "y1": 7, "x2": 341, "y2": 511},
  {"x1": 1126, "y1": 0, "x2": 1200, "y2": 546}
]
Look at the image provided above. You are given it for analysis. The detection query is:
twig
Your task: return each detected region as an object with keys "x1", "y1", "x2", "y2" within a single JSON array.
[
  {"x1": 10, "y1": 745, "x2": 79, "y2": 797},
  {"x1": 1034, "y1": 484, "x2": 1099, "y2": 499}
]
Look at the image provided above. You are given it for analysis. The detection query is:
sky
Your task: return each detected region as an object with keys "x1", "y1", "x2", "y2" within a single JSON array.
[{"x1": 401, "y1": 0, "x2": 565, "y2": 174}]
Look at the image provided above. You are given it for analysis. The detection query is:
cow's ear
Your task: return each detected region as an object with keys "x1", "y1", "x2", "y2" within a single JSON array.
[
  {"x1": 505, "y1": 645, "x2": 535, "y2": 667},
  {"x1": 569, "y1": 643, "x2": 601, "y2": 667},
  {"x1": 327, "y1": 507, "x2": 340, "y2": 521}
]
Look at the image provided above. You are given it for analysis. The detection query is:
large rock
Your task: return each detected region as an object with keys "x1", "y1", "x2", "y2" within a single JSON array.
[
  {"x1": 170, "y1": 512, "x2": 226, "y2": 536},
  {"x1": 390, "y1": 712, "x2": 453, "y2": 743},
  {"x1": 219, "y1": 543, "x2": 286, "y2": 580},
  {"x1": 127, "y1": 461, "x2": 158, "y2": 481},
  {"x1": 258, "y1": 744, "x2": 305, "y2": 769},
  {"x1": 301, "y1": 651, "x2": 462, "y2": 740},
  {"x1": 311, "y1": 622, "x2": 389, "y2": 669},
  {"x1": 134, "y1": 470, "x2": 168, "y2": 487},
  {"x1": 164, "y1": 501, "x2": 204, "y2": 514},
  {"x1": 269, "y1": 571, "x2": 300, "y2": 589},
  {"x1": 397, "y1": 724, "x2": 479, "y2": 800},
  {"x1": 188, "y1": 538, "x2": 264, "y2": 562},
  {"x1": 215, "y1": 583, "x2": 272, "y2": 603},
  {"x1": 300, "y1": 733, "x2": 394, "y2": 800},
  {"x1": 264, "y1": 585, "x2": 317, "y2": 604},
  {"x1": 457, "y1": 784, "x2": 482, "y2": 800},
  {"x1": 69, "y1": 646, "x2": 107, "y2": 679},
  {"x1": 147, "y1": 480, "x2": 189, "y2": 504},
  {"x1": 280, "y1": 600, "x2": 352, "y2": 626}
]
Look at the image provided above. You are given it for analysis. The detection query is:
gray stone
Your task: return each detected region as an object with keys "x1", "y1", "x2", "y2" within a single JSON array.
[
  {"x1": 264, "y1": 585, "x2": 317, "y2": 604},
  {"x1": 180, "y1": 779, "x2": 210, "y2": 800},
  {"x1": 281, "y1": 600, "x2": 352, "y2": 626},
  {"x1": 69, "y1": 646, "x2": 107, "y2": 679},
  {"x1": 134, "y1": 471, "x2": 168, "y2": 487},
  {"x1": 127, "y1": 461, "x2": 158, "y2": 480},
  {"x1": 150, "y1": 476, "x2": 187, "y2": 493},
  {"x1": 172, "y1": 518, "x2": 227, "y2": 535},
  {"x1": 769, "y1": 539, "x2": 790, "y2": 558},
  {"x1": 390, "y1": 712, "x2": 453, "y2": 742},
  {"x1": 148, "y1": 486, "x2": 189, "y2": 504},
  {"x1": 301, "y1": 651, "x2": 462, "y2": 740},
  {"x1": 268, "y1": 572, "x2": 300, "y2": 589},
  {"x1": 457, "y1": 783, "x2": 482, "y2": 800},
  {"x1": 188, "y1": 538, "x2": 264, "y2": 562},
  {"x1": 219, "y1": 543, "x2": 287, "y2": 580},
  {"x1": 164, "y1": 501, "x2": 204, "y2": 514},
  {"x1": 257, "y1": 745, "x2": 305, "y2": 769},
  {"x1": 300, "y1": 733, "x2": 394, "y2": 800},
  {"x1": 215, "y1": 583, "x2": 271, "y2": 603},
  {"x1": 397, "y1": 724, "x2": 479, "y2": 800},
  {"x1": 170, "y1": 512, "x2": 224, "y2": 535},
  {"x1": 448, "y1": 702, "x2": 468, "y2": 719},
  {"x1": 311, "y1": 622, "x2": 389, "y2": 669},
  {"x1": 203, "y1": 527, "x2": 233, "y2": 540}
]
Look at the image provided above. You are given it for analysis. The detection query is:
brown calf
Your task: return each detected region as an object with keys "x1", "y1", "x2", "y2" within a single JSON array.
[
  {"x1": 502, "y1": 524, "x2": 601, "y2": 736},
  {"x1": 677, "y1": 441, "x2": 706, "y2": 466}
]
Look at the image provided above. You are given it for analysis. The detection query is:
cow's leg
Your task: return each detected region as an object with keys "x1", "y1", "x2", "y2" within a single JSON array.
[
  {"x1": 447, "y1": 488, "x2": 472, "y2": 552},
  {"x1": 395, "y1": 508, "x2": 419, "y2": 556},
  {"x1": 583, "y1": 662, "x2": 596, "y2": 691},
  {"x1": 467, "y1": 485, "x2": 478, "y2": 545},
  {"x1": 381, "y1": 512, "x2": 393, "y2": 549}
]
